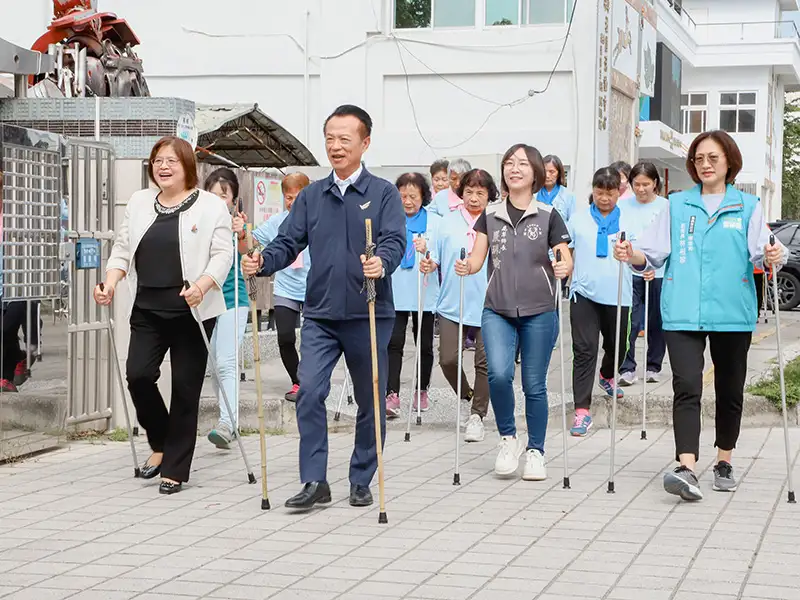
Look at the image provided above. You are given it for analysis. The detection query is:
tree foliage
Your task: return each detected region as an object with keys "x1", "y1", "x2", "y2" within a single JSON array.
[
  {"x1": 394, "y1": 0, "x2": 431, "y2": 28},
  {"x1": 782, "y1": 97, "x2": 800, "y2": 219}
]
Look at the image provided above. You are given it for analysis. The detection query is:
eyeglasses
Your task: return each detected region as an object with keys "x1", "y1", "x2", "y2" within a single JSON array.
[
  {"x1": 152, "y1": 158, "x2": 179, "y2": 167},
  {"x1": 692, "y1": 154, "x2": 721, "y2": 166}
]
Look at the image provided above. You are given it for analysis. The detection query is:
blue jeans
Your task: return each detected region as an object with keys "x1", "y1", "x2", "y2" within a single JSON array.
[
  {"x1": 209, "y1": 306, "x2": 249, "y2": 428},
  {"x1": 482, "y1": 308, "x2": 558, "y2": 453}
]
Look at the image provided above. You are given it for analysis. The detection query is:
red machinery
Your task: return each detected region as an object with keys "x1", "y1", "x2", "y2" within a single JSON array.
[{"x1": 31, "y1": 0, "x2": 149, "y2": 97}]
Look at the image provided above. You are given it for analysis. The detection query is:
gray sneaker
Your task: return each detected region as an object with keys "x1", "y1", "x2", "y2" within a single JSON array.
[
  {"x1": 663, "y1": 466, "x2": 704, "y2": 501},
  {"x1": 208, "y1": 422, "x2": 234, "y2": 450},
  {"x1": 712, "y1": 461, "x2": 738, "y2": 492},
  {"x1": 619, "y1": 371, "x2": 637, "y2": 387},
  {"x1": 646, "y1": 370, "x2": 661, "y2": 383}
]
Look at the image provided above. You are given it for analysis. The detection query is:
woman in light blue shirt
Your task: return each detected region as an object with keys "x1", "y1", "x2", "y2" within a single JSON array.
[
  {"x1": 386, "y1": 173, "x2": 442, "y2": 418},
  {"x1": 538, "y1": 154, "x2": 577, "y2": 224},
  {"x1": 618, "y1": 162, "x2": 669, "y2": 386}
]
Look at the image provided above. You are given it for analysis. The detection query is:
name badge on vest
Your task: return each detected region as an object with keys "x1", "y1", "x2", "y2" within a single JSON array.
[{"x1": 688, "y1": 215, "x2": 696, "y2": 235}]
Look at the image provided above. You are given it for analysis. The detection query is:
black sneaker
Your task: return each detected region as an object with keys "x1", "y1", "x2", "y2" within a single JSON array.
[
  {"x1": 712, "y1": 461, "x2": 738, "y2": 492},
  {"x1": 663, "y1": 466, "x2": 704, "y2": 501}
]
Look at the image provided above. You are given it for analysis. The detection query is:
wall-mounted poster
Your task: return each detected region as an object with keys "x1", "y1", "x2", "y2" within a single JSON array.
[
  {"x1": 611, "y1": 0, "x2": 639, "y2": 85},
  {"x1": 640, "y1": 19, "x2": 657, "y2": 97},
  {"x1": 252, "y1": 175, "x2": 283, "y2": 227}
]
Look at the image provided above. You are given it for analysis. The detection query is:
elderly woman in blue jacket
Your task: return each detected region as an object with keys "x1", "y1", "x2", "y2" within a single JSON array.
[
  {"x1": 615, "y1": 130, "x2": 786, "y2": 502},
  {"x1": 537, "y1": 154, "x2": 577, "y2": 224},
  {"x1": 238, "y1": 173, "x2": 311, "y2": 403},
  {"x1": 386, "y1": 173, "x2": 442, "y2": 418}
]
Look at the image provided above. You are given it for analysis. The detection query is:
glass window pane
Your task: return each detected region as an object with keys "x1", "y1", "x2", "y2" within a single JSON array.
[
  {"x1": 435, "y1": 0, "x2": 476, "y2": 27},
  {"x1": 738, "y1": 109, "x2": 756, "y2": 133},
  {"x1": 739, "y1": 92, "x2": 756, "y2": 105},
  {"x1": 681, "y1": 94, "x2": 689, "y2": 105},
  {"x1": 690, "y1": 111, "x2": 704, "y2": 133},
  {"x1": 720, "y1": 109, "x2": 737, "y2": 132},
  {"x1": 721, "y1": 93, "x2": 737, "y2": 105},
  {"x1": 395, "y1": 0, "x2": 432, "y2": 28},
  {"x1": 486, "y1": 0, "x2": 518, "y2": 25},
  {"x1": 690, "y1": 94, "x2": 706, "y2": 106},
  {"x1": 777, "y1": 225, "x2": 797, "y2": 246},
  {"x1": 529, "y1": 0, "x2": 566, "y2": 23}
]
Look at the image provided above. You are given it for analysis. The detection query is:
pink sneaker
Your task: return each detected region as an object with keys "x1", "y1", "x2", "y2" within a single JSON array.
[
  {"x1": 412, "y1": 390, "x2": 429, "y2": 412},
  {"x1": 386, "y1": 393, "x2": 400, "y2": 419}
]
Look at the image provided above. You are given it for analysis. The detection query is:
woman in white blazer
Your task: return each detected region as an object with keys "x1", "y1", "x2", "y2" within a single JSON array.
[{"x1": 94, "y1": 136, "x2": 233, "y2": 495}]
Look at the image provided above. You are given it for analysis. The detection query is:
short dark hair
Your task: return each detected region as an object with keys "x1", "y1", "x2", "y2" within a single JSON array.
[
  {"x1": 395, "y1": 172, "x2": 433, "y2": 207},
  {"x1": 204, "y1": 167, "x2": 240, "y2": 199},
  {"x1": 148, "y1": 136, "x2": 199, "y2": 190},
  {"x1": 629, "y1": 161, "x2": 662, "y2": 194},
  {"x1": 543, "y1": 154, "x2": 567, "y2": 188},
  {"x1": 610, "y1": 160, "x2": 632, "y2": 179},
  {"x1": 324, "y1": 104, "x2": 373, "y2": 139},
  {"x1": 592, "y1": 167, "x2": 621, "y2": 192},
  {"x1": 500, "y1": 144, "x2": 546, "y2": 197},
  {"x1": 430, "y1": 159, "x2": 449, "y2": 177},
  {"x1": 686, "y1": 129, "x2": 742, "y2": 185},
  {"x1": 457, "y1": 169, "x2": 500, "y2": 203}
]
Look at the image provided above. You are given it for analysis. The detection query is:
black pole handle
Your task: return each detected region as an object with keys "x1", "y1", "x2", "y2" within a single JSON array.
[
  {"x1": 556, "y1": 249, "x2": 562, "y2": 262},
  {"x1": 98, "y1": 282, "x2": 104, "y2": 292},
  {"x1": 619, "y1": 232, "x2": 626, "y2": 242},
  {"x1": 426, "y1": 251, "x2": 430, "y2": 259},
  {"x1": 460, "y1": 248, "x2": 466, "y2": 260},
  {"x1": 770, "y1": 234, "x2": 776, "y2": 246},
  {"x1": 183, "y1": 280, "x2": 191, "y2": 290}
]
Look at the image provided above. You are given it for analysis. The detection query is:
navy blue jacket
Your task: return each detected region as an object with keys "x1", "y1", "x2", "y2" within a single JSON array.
[{"x1": 258, "y1": 168, "x2": 406, "y2": 320}]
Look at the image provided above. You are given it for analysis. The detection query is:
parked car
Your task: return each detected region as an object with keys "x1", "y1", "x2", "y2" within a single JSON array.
[{"x1": 768, "y1": 221, "x2": 800, "y2": 311}]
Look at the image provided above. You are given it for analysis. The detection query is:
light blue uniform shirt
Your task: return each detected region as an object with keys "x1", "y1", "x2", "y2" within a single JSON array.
[
  {"x1": 618, "y1": 195, "x2": 669, "y2": 278},
  {"x1": 253, "y1": 210, "x2": 310, "y2": 302},
  {"x1": 391, "y1": 209, "x2": 442, "y2": 312},
  {"x1": 429, "y1": 188, "x2": 461, "y2": 217},
  {"x1": 539, "y1": 186, "x2": 578, "y2": 224},
  {"x1": 435, "y1": 210, "x2": 487, "y2": 327},
  {"x1": 568, "y1": 206, "x2": 636, "y2": 307}
]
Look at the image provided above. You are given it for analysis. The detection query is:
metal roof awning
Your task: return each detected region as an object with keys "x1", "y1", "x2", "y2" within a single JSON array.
[{"x1": 196, "y1": 103, "x2": 318, "y2": 169}]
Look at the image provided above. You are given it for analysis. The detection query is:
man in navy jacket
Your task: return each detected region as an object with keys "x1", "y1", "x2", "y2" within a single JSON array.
[{"x1": 242, "y1": 105, "x2": 405, "y2": 510}]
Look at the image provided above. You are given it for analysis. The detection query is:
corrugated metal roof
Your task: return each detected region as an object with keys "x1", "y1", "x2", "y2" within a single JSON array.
[{"x1": 196, "y1": 103, "x2": 318, "y2": 169}]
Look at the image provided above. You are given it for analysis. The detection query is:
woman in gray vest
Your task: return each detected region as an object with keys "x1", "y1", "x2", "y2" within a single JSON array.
[
  {"x1": 614, "y1": 130, "x2": 785, "y2": 501},
  {"x1": 455, "y1": 144, "x2": 572, "y2": 481}
]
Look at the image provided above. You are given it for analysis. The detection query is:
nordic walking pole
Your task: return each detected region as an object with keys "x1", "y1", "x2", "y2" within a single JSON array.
[
  {"x1": 555, "y1": 250, "x2": 570, "y2": 489},
  {"x1": 415, "y1": 240, "x2": 425, "y2": 427},
  {"x1": 608, "y1": 231, "x2": 626, "y2": 494},
  {"x1": 97, "y1": 283, "x2": 140, "y2": 478},
  {"x1": 641, "y1": 278, "x2": 649, "y2": 441},
  {"x1": 454, "y1": 248, "x2": 466, "y2": 486},
  {"x1": 233, "y1": 215, "x2": 241, "y2": 432},
  {"x1": 181, "y1": 280, "x2": 258, "y2": 489},
  {"x1": 770, "y1": 234, "x2": 796, "y2": 504},
  {"x1": 364, "y1": 218, "x2": 388, "y2": 523},
  {"x1": 334, "y1": 362, "x2": 352, "y2": 422},
  {"x1": 243, "y1": 225, "x2": 270, "y2": 509}
]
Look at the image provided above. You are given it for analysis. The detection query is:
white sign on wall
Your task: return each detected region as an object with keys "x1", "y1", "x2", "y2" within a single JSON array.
[
  {"x1": 611, "y1": 0, "x2": 639, "y2": 84},
  {"x1": 640, "y1": 19, "x2": 657, "y2": 97},
  {"x1": 253, "y1": 175, "x2": 283, "y2": 226}
]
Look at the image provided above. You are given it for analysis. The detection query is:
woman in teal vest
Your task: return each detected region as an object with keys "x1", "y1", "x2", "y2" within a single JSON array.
[{"x1": 614, "y1": 130, "x2": 786, "y2": 502}]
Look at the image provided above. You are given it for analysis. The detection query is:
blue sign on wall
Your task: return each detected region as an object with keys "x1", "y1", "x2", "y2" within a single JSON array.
[{"x1": 75, "y1": 239, "x2": 101, "y2": 270}]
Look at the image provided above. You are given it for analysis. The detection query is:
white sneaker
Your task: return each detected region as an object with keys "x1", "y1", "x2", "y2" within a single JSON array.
[
  {"x1": 619, "y1": 371, "x2": 637, "y2": 387},
  {"x1": 494, "y1": 436, "x2": 524, "y2": 476},
  {"x1": 522, "y1": 449, "x2": 547, "y2": 481},
  {"x1": 646, "y1": 370, "x2": 661, "y2": 383},
  {"x1": 464, "y1": 414, "x2": 485, "y2": 443}
]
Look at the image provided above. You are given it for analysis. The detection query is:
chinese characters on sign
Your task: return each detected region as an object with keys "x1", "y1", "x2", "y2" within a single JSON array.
[
  {"x1": 597, "y1": 0, "x2": 611, "y2": 132},
  {"x1": 252, "y1": 175, "x2": 283, "y2": 227}
]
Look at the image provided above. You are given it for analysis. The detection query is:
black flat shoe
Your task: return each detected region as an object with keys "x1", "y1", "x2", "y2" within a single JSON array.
[
  {"x1": 159, "y1": 481, "x2": 182, "y2": 495},
  {"x1": 285, "y1": 481, "x2": 331, "y2": 510},
  {"x1": 140, "y1": 462, "x2": 161, "y2": 480},
  {"x1": 349, "y1": 484, "x2": 373, "y2": 507}
]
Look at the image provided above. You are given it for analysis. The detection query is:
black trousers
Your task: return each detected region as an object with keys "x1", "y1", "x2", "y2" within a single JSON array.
[
  {"x1": 621, "y1": 277, "x2": 666, "y2": 374},
  {"x1": 754, "y1": 272, "x2": 765, "y2": 316},
  {"x1": 274, "y1": 306, "x2": 301, "y2": 385},
  {"x1": 0, "y1": 303, "x2": 24, "y2": 381},
  {"x1": 387, "y1": 310, "x2": 435, "y2": 394},
  {"x1": 126, "y1": 307, "x2": 215, "y2": 482},
  {"x1": 570, "y1": 293, "x2": 629, "y2": 410},
  {"x1": 666, "y1": 330, "x2": 751, "y2": 461}
]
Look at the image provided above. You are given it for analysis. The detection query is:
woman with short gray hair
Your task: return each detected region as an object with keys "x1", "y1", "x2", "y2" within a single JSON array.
[{"x1": 429, "y1": 158, "x2": 472, "y2": 217}]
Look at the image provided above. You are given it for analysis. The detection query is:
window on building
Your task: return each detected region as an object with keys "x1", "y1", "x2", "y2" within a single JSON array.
[
  {"x1": 395, "y1": 0, "x2": 475, "y2": 28},
  {"x1": 485, "y1": 0, "x2": 573, "y2": 26},
  {"x1": 680, "y1": 93, "x2": 707, "y2": 134},
  {"x1": 719, "y1": 92, "x2": 756, "y2": 133}
]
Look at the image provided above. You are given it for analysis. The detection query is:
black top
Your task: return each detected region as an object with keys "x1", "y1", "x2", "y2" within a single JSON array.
[
  {"x1": 474, "y1": 200, "x2": 531, "y2": 234},
  {"x1": 134, "y1": 191, "x2": 199, "y2": 316}
]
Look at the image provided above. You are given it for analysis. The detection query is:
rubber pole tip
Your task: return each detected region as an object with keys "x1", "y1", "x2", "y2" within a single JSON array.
[
  {"x1": 134, "y1": 468, "x2": 141, "y2": 478},
  {"x1": 240, "y1": 373, "x2": 246, "y2": 381},
  {"x1": 347, "y1": 396, "x2": 354, "y2": 405},
  {"x1": 248, "y1": 473, "x2": 256, "y2": 484},
  {"x1": 334, "y1": 413, "x2": 340, "y2": 422},
  {"x1": 416, "y1": 417, "x2": 422, "y2": 426},
  {"x1": 261, "y1": 498, "x2": 271, "y2": 510},
  {"x1": 378, "y1": 512, "x2": 388, "y2": 524},
  {"x1": 404, "y1": 432, "x2": 411, "y2": 442},
  {"x1": 563, "y1": 477, "x2": 570, "y2": 489},
  {"x1": 133, "y1": 427, "x2": 139, "y2": 436},
  {"x1": 789, "y1": 491, "x2": 797, "y2": 504},
  {"x1": 641, "y1": 431, "x2": 647, "y2": 440},
  {"x1": 607, "y1": 481, "x2": 615, "y2": 494},
  {"x1": 453, "y1": 473, "x2": 461, "y2": 485}
]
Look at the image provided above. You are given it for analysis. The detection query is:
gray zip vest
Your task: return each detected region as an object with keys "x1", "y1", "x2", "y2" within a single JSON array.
[{"x1": 484, "y1": 201, "x2": 562, "y2": 318}]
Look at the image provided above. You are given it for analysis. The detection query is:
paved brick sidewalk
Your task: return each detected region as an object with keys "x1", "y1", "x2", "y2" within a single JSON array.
[{"x1": 1, "y1": 426, "x2": 800, "y2": 600}]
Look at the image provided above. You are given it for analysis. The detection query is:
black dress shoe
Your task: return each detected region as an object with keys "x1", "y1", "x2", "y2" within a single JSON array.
[
  {"x1": 349, "y1": 484, "x2": 373, "y2": 507},
  {"x1": 285, "y1": 481, "x2": 331, "y2": 510},
  {"x1": 159, "y1": 481, "x2": 182, "y2": 495},
  {"x1": 140, "y1": 462, "x2": 161, "y2": 479}
]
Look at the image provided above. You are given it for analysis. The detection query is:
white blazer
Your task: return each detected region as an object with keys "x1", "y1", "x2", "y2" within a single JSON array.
[{"x1": 107, "y1": 187, "x2": 234, "y2": 322}]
